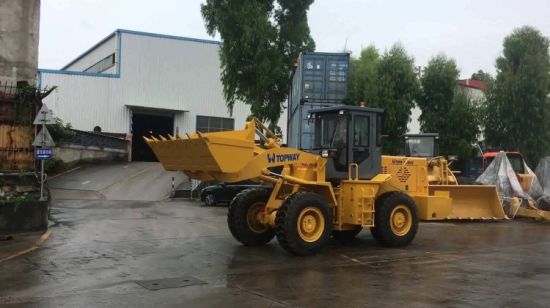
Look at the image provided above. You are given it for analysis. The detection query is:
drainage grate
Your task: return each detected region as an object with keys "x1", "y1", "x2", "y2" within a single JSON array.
[{"x1": 134, "y1": 276, "x2": 207, "y2": 291}]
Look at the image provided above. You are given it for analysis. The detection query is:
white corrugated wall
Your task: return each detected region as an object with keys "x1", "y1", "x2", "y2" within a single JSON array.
[
  {"x1": 64, "y1": 34, "x2": 118, "y2": 71},
  {"x1": 40, "y1": 31, "x2": 287, "y2": 141}
]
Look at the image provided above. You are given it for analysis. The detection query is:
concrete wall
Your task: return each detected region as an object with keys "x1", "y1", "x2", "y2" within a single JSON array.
[
  {"x1": 459, "y1": 87, "x2": 485, "y2": 105},
  {"x1": 53, "y1": 144, "x2": 127, "y2": 165},
  {"x1": 0, "y1": 0, "x2": 40, "y2": 85}
]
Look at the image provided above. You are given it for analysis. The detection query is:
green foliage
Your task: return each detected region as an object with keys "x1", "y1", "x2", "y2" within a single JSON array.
[
  {"x1": 375, "y1": 44, "x2": 420, "y2": 154},
  {"x1": 347, "y1": 44, "x2": 419, "y2": 154},
  {"x1": 483, "y1": 26, "x2": 550, "y2": 166},
  {"x1": 347, "y1": 46, "x2": 380, "y2": 106},
  {"x1": 470, "y1": 70, "x2": 493, "y2": 84},
  {"x1": 446, "y1": 90, "x2": 481, "y2": 163},
  {"x1": 47, "y1": 118, "x2": 74, "y2": 141},
  {"x1": 201, "y1": 0, "x2": 315, "y2": 129},
  {"x1": 418, "y1": 54, "x2": 480, "y2": 161},
  {"x1": 0, "y1": 191, "x2": 41, "y2": 209},
  {"x1": 14, "y1": 84, "x2": 38, "y2": 124}
]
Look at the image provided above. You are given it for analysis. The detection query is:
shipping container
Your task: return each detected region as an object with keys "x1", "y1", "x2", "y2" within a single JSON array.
[
  {"x1": 287, "y1": 52, "x2": 349, "y2": 150},
  {"x1": 289, "y1": 52, "x2": 350, "y2": 116}
]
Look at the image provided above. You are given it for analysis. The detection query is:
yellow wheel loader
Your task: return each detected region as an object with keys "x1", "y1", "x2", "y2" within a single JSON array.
[{"x1": 146, "y1": 105, "x2": 506, "y2": 255}]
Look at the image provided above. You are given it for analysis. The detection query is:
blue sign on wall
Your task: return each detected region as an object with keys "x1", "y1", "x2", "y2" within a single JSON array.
[{"x1": 36, "y1": 147, "x2": 53, "y2": 160}]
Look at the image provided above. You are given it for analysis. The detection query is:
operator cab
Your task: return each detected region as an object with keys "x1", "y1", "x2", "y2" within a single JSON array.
[
  {"x1": 309, "y1": 105, "x2": 383, "y2": 180},
  {"x1": 402, "y1": 133, "x2": 439, "y2": 158}
]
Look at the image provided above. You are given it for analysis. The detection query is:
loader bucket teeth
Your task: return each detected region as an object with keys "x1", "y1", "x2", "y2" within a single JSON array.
[
  {"x1": 430, "y1": 185, "x2": 507, "y2": 220},
  {"x1": 144, "y1": 125, "x2": 256, "y2": 179}
]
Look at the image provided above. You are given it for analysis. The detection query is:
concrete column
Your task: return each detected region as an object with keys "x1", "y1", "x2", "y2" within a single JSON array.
[{"x1": 0, "y1": 0, "x2": 41, "y2": 86}]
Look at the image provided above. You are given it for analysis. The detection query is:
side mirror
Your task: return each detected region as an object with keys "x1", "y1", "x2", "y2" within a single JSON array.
[{"x1": 447, "y1": 155, "x2": 458, "y2": 161}]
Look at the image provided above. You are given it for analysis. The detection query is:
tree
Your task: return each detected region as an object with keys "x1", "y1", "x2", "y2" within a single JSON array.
[
  {"x1": 483, "y1": 26, "x2": 550, "y2": 166},
  {"x1": 418, "y1": 54, "x2": 480, "y2": 161},
  {"x1": 471, "y1": 69, "x2": 493, "y2": 84},
  {"x1": 347, "y1": 46, "x2": 379, "y2": 106},
  {"x1": 375, "y1": 44, "x2": 420, "y2": 154},
  {"x1": 201, "y1": 0, "x2": 315, "y2": 129},
  {"x1": 347, "y1": 44, "x2": 419, "y2": 154}
]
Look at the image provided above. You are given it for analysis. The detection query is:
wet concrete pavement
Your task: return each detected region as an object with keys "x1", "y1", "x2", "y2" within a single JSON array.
[
  {"x1": 48, "y1": 162, "x2": 186, "y2": 201},
  {"x1": 1, "y1": 163, "x2": 550, "y2": 307}
]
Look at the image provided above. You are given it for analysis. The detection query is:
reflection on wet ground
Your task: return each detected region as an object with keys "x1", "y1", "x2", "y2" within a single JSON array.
[{"x1": 1, "y1": 197, "x2": 549, "y2": 307}]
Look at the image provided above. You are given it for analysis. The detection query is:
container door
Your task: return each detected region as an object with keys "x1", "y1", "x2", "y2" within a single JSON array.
[
  {"x1": 302, "y1": 56, "x2": 325, "y2": 100},
  {"x1": 326, "y1": 57, "x2": 349, "y2": 101}
]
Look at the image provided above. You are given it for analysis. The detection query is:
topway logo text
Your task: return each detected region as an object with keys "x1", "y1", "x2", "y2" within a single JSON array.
[{"x1": 267, "y1": 153, "x2": 300, "y2": 163}]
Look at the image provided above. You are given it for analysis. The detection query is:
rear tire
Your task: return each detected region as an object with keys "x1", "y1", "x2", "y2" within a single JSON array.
[
  {"x1": 332, "y1": 226, "x2": 362, "y2": 243},
  {"x1": 227, "y1": 188, "x2": 275, "y2": 246},
  {"x1": 275, "y1": 192, "x2": 332, "y2": 256},
  {"x1": 370, "y1": 192, "x2": 418, "y2": 247}
]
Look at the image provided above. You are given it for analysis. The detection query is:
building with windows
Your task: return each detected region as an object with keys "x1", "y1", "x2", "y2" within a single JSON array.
[{"x1": 39, "y1": 29, "x2": 286, "y2": 161}]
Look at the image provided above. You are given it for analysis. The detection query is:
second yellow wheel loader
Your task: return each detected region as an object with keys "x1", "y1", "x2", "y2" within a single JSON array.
[{"x1": 146, "y1": 105, "x2": 506, "y2": 256}]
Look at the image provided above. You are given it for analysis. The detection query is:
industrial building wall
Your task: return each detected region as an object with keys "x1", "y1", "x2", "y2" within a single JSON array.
[
  {"x1": 40, "y1": 31, "x2": 287, "y2": 140},
  {"x1": 63, "y1": 34, "x2": 118, "y2": 72},
  {"x1": 407, "y1": 105, "x2": 422, "y2": 134},
  {"x1": 120, "y1": 32, "x2": 227, "y2": 133},
  {"x1": 39, "y1": 73, "x2": 127, "y2": 132}
]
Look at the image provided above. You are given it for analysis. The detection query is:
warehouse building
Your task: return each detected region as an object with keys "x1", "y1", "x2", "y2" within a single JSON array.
[{"x1": 38, "y1": 29, "x2": 286, "y2": 161}]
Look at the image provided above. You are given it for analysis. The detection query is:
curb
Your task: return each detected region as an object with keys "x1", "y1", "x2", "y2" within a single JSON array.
[
  {"x1": 0, "y1": 229, "x2": 52, "y2": 263},
  {"x1": 48, "y1": 166, "x2": 82, "y2": 180}
]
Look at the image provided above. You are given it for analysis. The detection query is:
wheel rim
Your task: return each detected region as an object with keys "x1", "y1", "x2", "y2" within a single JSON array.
[
  {"x1": 390, "y1": 205, "x2": 412, "y2": 236},
  {"x1": 205, "y1": 194, "x2": 214, "y2": 205},
  {"x1": 246, "y1": 202, "x2": 268, "y2": 233},
  {"x1": 297, "y1": 207, "x2": 325, "y2": 243}
]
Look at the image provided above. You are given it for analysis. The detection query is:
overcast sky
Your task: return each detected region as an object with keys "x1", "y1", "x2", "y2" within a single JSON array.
[{"x1": 39, "y1": 0, "x2": 550, "y2": 78}]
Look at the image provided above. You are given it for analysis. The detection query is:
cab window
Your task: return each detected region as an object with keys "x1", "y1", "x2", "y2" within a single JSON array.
[{"x1": 354, "y1": 116, "x2": 369, "y2": 146}]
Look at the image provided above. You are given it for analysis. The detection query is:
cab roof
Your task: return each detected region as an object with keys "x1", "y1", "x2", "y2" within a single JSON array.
[
  {"x1": 404, "y1": 133, "x2": 439, "y2": 138},
  {"x1": 309, "y1": 105, "x2": 384, "y2": 115}
]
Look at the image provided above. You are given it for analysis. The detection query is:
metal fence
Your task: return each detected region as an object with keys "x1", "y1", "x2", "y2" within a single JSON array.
[{"x1": 60, "y1": 129, "x2": 128, "y2": 151}]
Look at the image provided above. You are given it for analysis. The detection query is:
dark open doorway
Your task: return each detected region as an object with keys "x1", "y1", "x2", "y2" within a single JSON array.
[{"x1": 131, "y1": 112, "x2": 174, "y2": 161}]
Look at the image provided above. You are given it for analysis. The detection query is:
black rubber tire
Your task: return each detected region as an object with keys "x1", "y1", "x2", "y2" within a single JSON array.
[
  {"x1": 370, "y1": 192, "x2": 419, "y2": 247},
  {"x1": 332, "y1": 226, "x2": 362, "y2": 244},
  {"x1": 227, "y1": 188, "x2": 275, "y2": 246},
  {"x1": 275, "y1": 191, "x2": 332, "y2": 256},
  {"x1": 203, "y1": 193, "x2": 216, "y2": 206}
]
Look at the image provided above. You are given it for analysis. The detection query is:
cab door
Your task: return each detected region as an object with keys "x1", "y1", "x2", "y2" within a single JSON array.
[
  {"x1": 350, "y1": 112, "x2": 381, "y2": 179},
  {"x1": 351, "y1": 114, "x2": 370, "y2": 165}
]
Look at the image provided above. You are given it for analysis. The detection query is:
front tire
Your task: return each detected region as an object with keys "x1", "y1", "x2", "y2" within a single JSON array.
[
  {"x1": 370, "y1": 192, "x2": 418, "y2": 247},
  {"x1": 275, "y1": 192, "x2": 332, "y2": 256},
  {"x1": 227, "y1": 188, "x2": 275, "y2": 246}
]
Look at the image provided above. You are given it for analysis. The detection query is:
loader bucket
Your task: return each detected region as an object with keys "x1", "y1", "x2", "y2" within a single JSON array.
[
  {"x1": 144, "y1": 125, "x2": 256, "y2": 178},
  {"x1": 429, "y1": 185, "x2": 507, "y2": 220}
]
